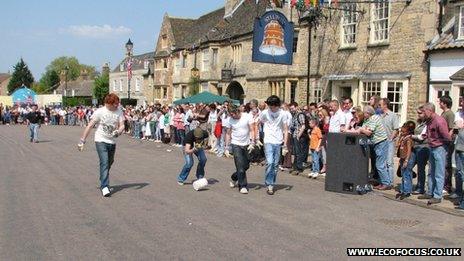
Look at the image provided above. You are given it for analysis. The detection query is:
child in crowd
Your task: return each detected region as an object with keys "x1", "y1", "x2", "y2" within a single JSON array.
[
  {"x1": 309, "y1": 118, "x2": 322, "y2": 179},
  {"x1": 396, "y1": 121, "x2": 416, "y2": 200}
]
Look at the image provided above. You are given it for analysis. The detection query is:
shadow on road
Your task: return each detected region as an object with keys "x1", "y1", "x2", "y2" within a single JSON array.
[
  {"x1": 110, "y1": 183, "x2": 150, "y2": 195},
  {"x1": 248, "y1": 183, "x2": 293, "y2": 192}
]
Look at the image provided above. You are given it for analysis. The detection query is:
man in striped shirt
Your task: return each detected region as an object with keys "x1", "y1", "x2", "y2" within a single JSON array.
[{"x1": 358, "y1": 105, "x2": 392, "y2": 190}]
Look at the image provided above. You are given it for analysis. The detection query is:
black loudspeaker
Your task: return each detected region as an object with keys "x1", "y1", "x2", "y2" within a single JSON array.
[{"x1": 325, "y1": 133, "x2": 371, "y2": 195}]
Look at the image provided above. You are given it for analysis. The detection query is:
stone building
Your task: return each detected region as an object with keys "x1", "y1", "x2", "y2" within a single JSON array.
[
  {"x1": 109, "y1": 52, "x2": 155, "y2": 105},
  {"x1": 55, "y1": 69, "x2": 95, "y2": 104},
  {"x1": 154, "y1": 0, "x2": 444, "y2": 122},
  {"x1": 425, "y1": 0, "x2": 464, "y2": 112}
]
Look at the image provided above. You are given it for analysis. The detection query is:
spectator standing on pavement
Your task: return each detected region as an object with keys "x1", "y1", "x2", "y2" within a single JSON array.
[
  {"x1": 379, "y1": 98, "x2": 400, "y2": 187},
  {"x1": 309, "y1": 119, "x2": 322, "y2": 179},
  {"x1": 25, "y1": 104, "x2": 43, "y2": 143},
  {"x1": 341, "y1": 97, "x2": 354, "y2": 132},
  {"x1": 417, "y1": 103, "x2": 451, "y2": 205},
  {"x1": 177, "y1": 127, "x2": 209, "y2": 185},
  {"x1": 259, "y1": 95, "x2": 289, "y2": 195},
  {"x1": 224, "y1": 104, "x2": 256, "y2": 194},
  {"x1": 410, "y1": 107, "x2": 430, "y2": 195},
  {"x1": 396, "y1": 121, "x2": 415, "y2": 200},
  {"x1": 358, "y1": 105, "x2": 391, "y2": 190},
  {"x1": 289, "y1": 102, "x2": 309, "y2": 176},
  {"x1": 455, "y1": 97, "x2": 464, "y2": 210},
  {"x1": 78, "y1": 93, "x2": 125, "y2": 197},
  {"x1": 328, "y1": 99, "x2": 344, "y2": 133},
  {"x1": 438, "y1": 95, "x2": 455, "y2": 194}
]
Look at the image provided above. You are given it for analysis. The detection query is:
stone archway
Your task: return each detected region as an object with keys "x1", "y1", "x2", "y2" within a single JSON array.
[{"x1": 226, "y1": 81, "x2": 244, "y2": 104}]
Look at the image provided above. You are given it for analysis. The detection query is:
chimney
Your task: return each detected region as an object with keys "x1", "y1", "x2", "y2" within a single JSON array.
[
  {"x1": 80, "y1": 69, "x2": 89, "y2": 80},
  {"x1": 102, "y1": 62, "x2": 110, "y2": 75}
]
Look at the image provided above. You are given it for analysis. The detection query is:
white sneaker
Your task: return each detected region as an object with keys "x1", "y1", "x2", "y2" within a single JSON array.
[
  {"x1": 101, "y1": 187, "x2": 111, "y2": 197},
  {"x1": 177, "y1": 181, "x2": 184, "y2": 186},
  {"x1": 229, "y1": 180, "x2": 237, "y2": 188},
  {"x1": 319, "y1": 173, "x2": 326, "y2": 177},
  {"x1": 240, "y1": 187, "x2": 248, "y2": 194},
  {"x1": 312, "y1": 173, "x2": 319, "y2": 179}
]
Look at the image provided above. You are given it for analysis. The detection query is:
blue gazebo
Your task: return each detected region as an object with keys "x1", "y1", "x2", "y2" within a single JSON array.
[{"x1": 11, "y1": 85, "x2": 37, "y2": 105}]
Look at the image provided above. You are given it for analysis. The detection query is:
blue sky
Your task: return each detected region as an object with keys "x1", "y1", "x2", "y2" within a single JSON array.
[{"x1": 0, "y1": 0, "x2": 224, "y2": 79}]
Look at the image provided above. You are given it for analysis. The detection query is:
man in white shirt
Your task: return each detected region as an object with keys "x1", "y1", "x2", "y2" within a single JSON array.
[
  {"x1": 78, "y1": 93, "x2": 125, "y2": 197},
  {"x1": 224, "y1": 104, "x2": 256, "y2": 194},
  {"x1": 329, "y1": 99, "x2": 344, "y2": 133},
  {"x1": 259, "y1": 95, "x2": 289, "y2": 195},
  {"x1": 341, "y1": 96, "x2": 354, "y2": 132}
]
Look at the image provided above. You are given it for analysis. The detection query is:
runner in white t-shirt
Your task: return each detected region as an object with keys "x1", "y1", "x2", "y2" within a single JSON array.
[
  {"x1": 224, "y1": 104, "x2": 256, "y2": 194},
  {"x1": 78, "y1": 93, "x2": 125, "y2": 197},
  {"x1": 258, "y1": 95, "x2": 289, "y2": 195}
]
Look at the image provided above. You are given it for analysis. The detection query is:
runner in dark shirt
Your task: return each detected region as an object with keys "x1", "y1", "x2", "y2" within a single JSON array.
[
  {"x1": 25, "y1": 105, "x2": 43, "y2": 143},
  {"x1": 177, "y1": 127, "x2": 209, "y2": 185}
]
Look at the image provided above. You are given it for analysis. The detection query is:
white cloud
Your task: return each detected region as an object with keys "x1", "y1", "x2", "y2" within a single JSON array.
[{"x1": 64, "y1": 24, "x2": 132, "y2": 38}]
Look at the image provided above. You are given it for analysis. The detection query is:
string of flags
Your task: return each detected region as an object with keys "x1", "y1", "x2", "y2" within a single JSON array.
[{"x1": 290, "y1": 0, "x2": 339, "y2": 8}]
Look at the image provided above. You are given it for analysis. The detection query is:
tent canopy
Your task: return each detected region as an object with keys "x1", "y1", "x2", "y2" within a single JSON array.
[
  {"x1": 11, "y1": 86, "x2": 37, "y2": 105},
  {"x1": 173, "y1": 91, "x2": 239, "y2": 105}
]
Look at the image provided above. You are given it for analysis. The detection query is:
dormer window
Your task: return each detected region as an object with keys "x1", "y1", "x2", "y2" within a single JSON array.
[
  {"x1": 119, "y1": 63, "x2": 124, "y2": 72},
  {"x1": 459, "y1": 6, "x2": 464, "y2": 39},
  {"x1": 161, "y1": 34, "x2": 168, "y2": 48}
]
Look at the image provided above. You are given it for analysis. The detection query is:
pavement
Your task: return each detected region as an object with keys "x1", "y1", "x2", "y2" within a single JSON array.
[{"x1": 0, "y1": 125, "x2": 463, "y2": 260}]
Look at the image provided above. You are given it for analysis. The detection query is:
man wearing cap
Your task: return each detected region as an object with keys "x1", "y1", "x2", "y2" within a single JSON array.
[
  {"x1": 259, "y1": 95, "x2": 289, "y2": 195},
  {"x1": 358, "y1": 105, "x2": 392, "y2": 190},
  {"x1": 224, "y1": 104, "x2": 256, "y2": 194},
  {"x1": 177, "y1": 127, "x2": 209, "y2": 185}
]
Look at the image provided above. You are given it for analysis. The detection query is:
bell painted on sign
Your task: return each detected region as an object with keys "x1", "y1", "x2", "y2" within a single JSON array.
[{"x1": 259, "y1": 20, "x2": 287, "y2": 56}]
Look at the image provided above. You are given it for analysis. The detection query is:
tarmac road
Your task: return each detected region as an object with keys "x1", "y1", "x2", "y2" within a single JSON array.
[{"x1": 0, "y1": 125, "x2": 463, "y2": 260}]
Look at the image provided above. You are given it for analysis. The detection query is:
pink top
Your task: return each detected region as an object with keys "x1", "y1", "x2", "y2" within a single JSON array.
[{"x1": 174, "y1": 113, "x2": 185, "y2": 130}]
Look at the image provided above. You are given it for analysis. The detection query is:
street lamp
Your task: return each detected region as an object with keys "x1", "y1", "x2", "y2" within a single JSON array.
[
  {"x1": 125, "y1": 38, "x2": 133, "y2": 100},
  {"x1": 64, "y1": 65, "x2": 69, "y2": 105}
]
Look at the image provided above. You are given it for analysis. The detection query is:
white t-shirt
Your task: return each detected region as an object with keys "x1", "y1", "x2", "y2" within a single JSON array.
[
  {"x1": 259, "y1": 109, "x2": 286, "y2": 144},
  {"x1": 343, "y1": 110, "x2": 353, "y2": 128},
  {"x1": 283, "y1": 110, "x2": 292, "y2": 130},
  {"x1": 92, "y1": 107, "x2": 124, "y2": 144},
  {"x1": 329, "y1": 109, "x2": 344, "y2": 133},
  {"x1": 225, "y1": 112, "x2": 253, "y2": 146},
  {"x1": 158, "y1": 114, "x2": 165, "y2": 129}
]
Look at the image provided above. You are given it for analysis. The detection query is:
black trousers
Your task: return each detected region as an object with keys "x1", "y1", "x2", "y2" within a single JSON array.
[{"x1": 231, "y1": 144, "x2": 250, "y2": 189}]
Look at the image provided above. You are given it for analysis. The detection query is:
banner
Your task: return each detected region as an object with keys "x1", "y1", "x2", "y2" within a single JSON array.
[{"x1": 252, "y1": 10, "x2": 294, "y2": 65}]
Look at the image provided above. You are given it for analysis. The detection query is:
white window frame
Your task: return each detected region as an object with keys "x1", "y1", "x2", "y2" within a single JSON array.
[
  {"x1": 182, "y1": 54, "x2": 187, "y2": 68},
  {"x1": 119, "y1": 63, "x2": 124, "y2": 72},
  {"x1": 360, "y1": 79, "x2": 408, "y2": 123},
  {"x1": 211, "y1": 48, "x2": 219, "y2": 67},
  {"x1": 370, "y1": 1, "x2": 390, "y2": 44},
  {"x1": 113, "y1": 80, "x2": 117, "y2": 91},
  {"x1": 312, "y1": 79, "x2": 323, "y2": 103},
  {"x1": 341, "y1": 3, "x2": 357, "y2": 47},
  {"x1": 232, "y1": 44, "x2": 242, "y2": 64},
  {"x1": 201, "y1": 49, "x2": 210, "y2": 71},
  {"x1": 459, "y1": 6, "x2": 464, "y2": 39},
  {"x1": 119, "y1": 79, "x2": 123, "y2": 92}
]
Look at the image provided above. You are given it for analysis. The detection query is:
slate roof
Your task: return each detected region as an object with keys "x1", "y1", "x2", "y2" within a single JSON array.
[
  {"x1": 56, "y1": 80, "x2": 94, "y2": 97},
  {"x1": 167, "y1": 1, "x2": 267, "y2": 50},
  {"x1": 112, "y1": 51, "x2": 155, "y2": 73},
  {"x1": 427, "y1": 17, "x2": 464, "y2": 52},
  {"x1": 450, "y1": 67, "x2": 464, "y2": 80}
]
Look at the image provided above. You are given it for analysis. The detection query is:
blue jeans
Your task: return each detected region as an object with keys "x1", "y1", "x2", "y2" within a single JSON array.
[
  {"x1": 455, "y1": 151, "x2": 464, "y2": 198},
  {"x1": 427, "y1": 146, "x2": 447, "y2": 199},
  {"x1": 401, "y1": 158, "x2": 414, "y2": 194},
  {"x1": 410, "y1": 146, "x2": 430, "y2": 193},
  {"x1": 133, "y1": 122, "x2": 141, "y2": 139},
  {"x1": 29, "y1": 123, "x2": 39, "y2": 141},
  {"x1": 177, "y1": 149, "x2": 207, "y2": 182},
  {"x1": 374, "y1": 140, "x2": 391, "y2": 186},
  {"x1": 264, "y1": 143, "x2": 282, "y2": 186},
  {"x1": 149, "y1": 122, "x2": 156, "y2": 139},
  {"x1": 386, "y1": 140, "x2": 395, "y2": 183},
  {"x1": 176, "y1": 129, "x2": 185, "y2": 145},
  {"x1": 216, "y1": 129, "x2": 227, "y2": 157},
  {"x1": 95, "y1": 142, "x2": 116, "y2": 189},
  {"x1": 311, "y1": 149, "x2": 320, "y2": 173}
]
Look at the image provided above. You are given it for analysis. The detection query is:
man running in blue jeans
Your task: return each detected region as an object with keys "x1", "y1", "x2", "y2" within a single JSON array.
[
  {"x1": 177, "y1": 127, "x2": 208, "y2": 185},
  {"x1": 78, "y1": 93, "x2": 125, "y2": 197},
  {"x1": 25, "y1": 104, "x2": 43, "y2": 143},
  {"x1": 224, "y1": 104, "x2": 256, "y2": 194},
  {"x1": 259, "y1": 95, "x2": 289, "y2": 195}
]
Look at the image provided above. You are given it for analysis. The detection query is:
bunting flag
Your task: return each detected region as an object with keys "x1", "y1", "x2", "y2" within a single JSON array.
[
  {"x1": 320, "y1": 0, "x2": 325, "y2": 6},
  {"x1": 291, "y1": 0, "x2": 297, "y2": 7},
  {"x1": 305, "y1": 0, "x2": 311, "y2": 7},
  {"x1": 312, "y1": 0, "x2": 318, "y2": 7},
  {"x1": 127, "y1": 59, "x2": 132, "y2": 80},
  {"x1": 333, "y1": 0, "x2": 339, "y2": 7}
]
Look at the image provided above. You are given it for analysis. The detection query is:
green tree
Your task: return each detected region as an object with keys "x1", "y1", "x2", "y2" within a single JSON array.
[
  {"x1": 45, "y1": 56, "x2": 96, "y2": 81},
  {"x1": 93, "y1": 71, "x2": 109, "y2": 104},
  {"x1": 31, "y1": 82, "x2": 48, "y2": 94},
  {"x1": 188, "y1": 76, "x2": 200, "y2": 96},
  {"x1": 39, "y1": 69, "x2": 60, "y2": 92},
  {"x1": 7, "y1": 58, "x2": 35, "y2": 94}
]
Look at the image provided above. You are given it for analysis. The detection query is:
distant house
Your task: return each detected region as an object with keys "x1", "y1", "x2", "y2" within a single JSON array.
[
  {"x1": 0, "y1": 73, "x2": 11, "y2": 96},
  {"x1": 54, "y1": 69, "x2": 94, "y2": 105}
]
